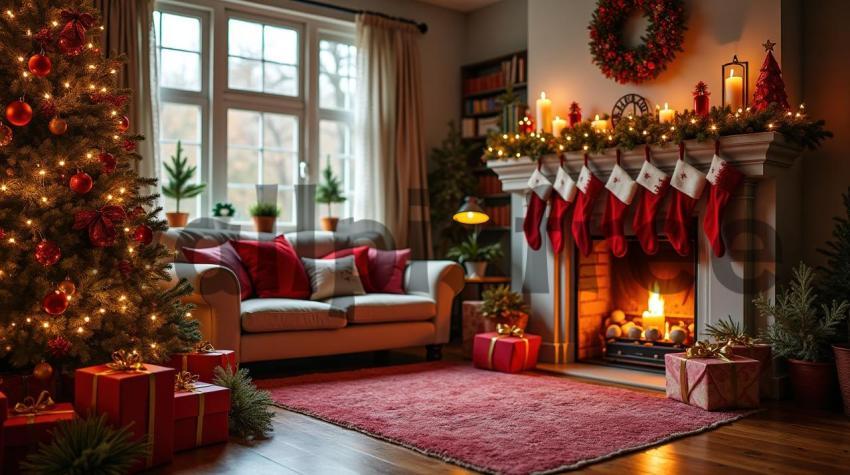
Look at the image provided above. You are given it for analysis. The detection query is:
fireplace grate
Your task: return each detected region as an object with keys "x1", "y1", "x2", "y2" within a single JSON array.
[{"x1": 604, "y1": 338, "x2": 685, "y2": 369}]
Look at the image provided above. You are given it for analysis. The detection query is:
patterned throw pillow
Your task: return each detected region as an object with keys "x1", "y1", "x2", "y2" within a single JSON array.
[
  {"x1": 301, "y1": 256, "x2": 366, "y2": 300},
  {"x1": 182, "y1": 241, "x2": 254, "y2": 300}
]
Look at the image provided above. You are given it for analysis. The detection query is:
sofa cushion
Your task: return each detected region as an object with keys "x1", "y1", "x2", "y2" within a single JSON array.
[
  {"x1": 231, "y1": 235, "x2": 311, "y2": 299},
  {"x1": 241, "y1": 298, "x2": 347, "y2": 333},
  {"x1": 302, "y1": 256, "x2": 366, "y2": 300},
  {"x1": 321, "y1": 246, "x2": 371, "y2": 290},
  {"x1": 328, "y1": 293, "x2": 436, "y2": 324},
  {"x1": 323, "y1": 247, "x2": 410, "y2": 294},
  {"x1": 182, "y1": 242, "x2": 253, "y2": 300}
]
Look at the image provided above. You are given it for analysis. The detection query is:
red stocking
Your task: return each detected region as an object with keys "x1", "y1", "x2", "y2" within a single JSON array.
[
  {"x1": 602, "y1": 162, "x2": 637, "y2": 258},
  {"x1": 633, "y1": 154, "x2": 670, "y2": 255},
  {"x1": 664, "y1": 154, "x2": 706, "y2": 256},
  {"x1": 703, "y1": 154, "x2": 744, "y2": 257},
  {"x1": 523, "y1": 168, "x2": 552, "y2": 251},
  {"x1": 547, "y1": 165, "x2": 577, "y2": 253},
  {"x1": 571, "y1": 163, "x2": 604, "y2": 257}
]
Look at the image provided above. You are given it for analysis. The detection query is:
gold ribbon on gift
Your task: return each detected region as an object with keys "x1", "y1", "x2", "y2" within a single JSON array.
[
  {"x1": 175, "y1": 371, "x2": 200, "y2": 392},
  {"x1": 679, "y1": 340, "x2": 738, "y2": 406},
  {"x1": 106, "y1": 350, "x2": 146, "y2": 372},
  {"x1": 193, "y1": 341, "x2": 216, "y2": 353},
  {"x1": 13, "y1": 390, "x2": 55, "y2": 415},
  {"x1": 496, "y1": 323, "x2": 525, "y2": 338},
  {"x1": 486, "y1": 324, "x2": 531, "y2": 371},
  {"x1": 196, "y1": 391, "x2": 206, "y2": 446},
  {"x1": 685, "y1": 341, "x2": 733, "y2": 361}
]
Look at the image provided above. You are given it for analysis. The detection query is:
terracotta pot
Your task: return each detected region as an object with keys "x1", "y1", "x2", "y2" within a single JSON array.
[
  {"x1": 787, "y1": 358, "x2": 839, "y2": 410},
  {"x1": 252, "y1": 216, "x2": 276, "y2": 233},
  {"x1": 833, "y1": 344, "x2": 850, "y2": 415},
  {"x1": 165, "y1": 212, "x2": 188, "y2": 228},
  {"x1": 464, "y1": 261, "x2": 488, "y2": 278},
  {"x1": 321, "y1": 216, "x2": 339, "y2": 231}
]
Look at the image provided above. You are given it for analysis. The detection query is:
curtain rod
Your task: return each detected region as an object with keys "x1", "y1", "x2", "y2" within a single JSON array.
[{"x1": 291, "y1": 0, "x2": 428, "y2": 33}]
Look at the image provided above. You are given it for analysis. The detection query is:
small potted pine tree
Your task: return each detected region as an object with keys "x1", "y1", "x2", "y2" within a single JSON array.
[
  {"x1": 162, "y1": 141, "x2": 205, "y2": 228},
  {"x1": 315, "y1": 158, "x2": 346, "y2": 231},
  {"x1": 447, "y1": 233, "x2": 502, "y2": 278},
  {"x1": 249, "y1": 203, "x2": 280, "y2": 233}
]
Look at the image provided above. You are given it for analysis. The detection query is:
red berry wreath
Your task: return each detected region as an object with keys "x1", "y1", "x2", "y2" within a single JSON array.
[{"x1": 588, "y1": 0, "x2": 686, "y2": 84}]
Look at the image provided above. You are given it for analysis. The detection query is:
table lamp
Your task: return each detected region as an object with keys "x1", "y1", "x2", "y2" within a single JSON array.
[{"x1": 452, "y1": 197, "x2": 489, "y2": 225}]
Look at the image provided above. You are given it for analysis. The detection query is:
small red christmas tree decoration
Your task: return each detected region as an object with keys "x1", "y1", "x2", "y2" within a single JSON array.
[
  {"x1": 693, "y1": 81, "x2": 710, "y2": 117},
  {"x1": 752, "y1": 40, "x2": 790, "y2": 111},
  {"x1": 568, "y1": 102, "x2": 582, "y2": 127},
  {"x1": 518, "y1": 114, "x2": 535, "y2": 134}
]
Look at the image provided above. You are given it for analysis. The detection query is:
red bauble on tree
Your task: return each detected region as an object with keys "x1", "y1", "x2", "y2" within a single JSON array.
[
  {"x1": 28, "y1": 54, "x2": 52, "y2": 77},
  {"x1": 58, "y1": 10, "x2": 94, "y2": 56},
  {"x1": 58, "y1": 278, "x2": 76, "y2": 296},
  {"x1": 0, "y1": 123, "x2": 12, "y2": 146},
  {"x1": 133, "y1": 225, "x2": 154, "y2": 246},
  {"x1": 99, "y1": 152, "x2": 116, "y2": 173},
  {"x1": 69, "y1": 171, "x2": 93, "y2": 194},
  {"x1": 6, "y1": 100, "x2": 33, "y2": 126},
  {"x1": 35, "y1": 239, "x2": 62, "y2": 266},
  {"x1": 117, "y1": 115, "x2": 130, "y2": 132},
  {"x1": 43, "y1": 290, "x2": 69, "y2": 315},
  {"x1": 49, "y1": 116, "x2": 68, "y2": 135},
  {"x1": 752, "y1": 40, "x2": 789, "y2": 112}
]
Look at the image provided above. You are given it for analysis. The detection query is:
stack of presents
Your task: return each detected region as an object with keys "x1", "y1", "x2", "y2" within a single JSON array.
[{"x1": 0, "y1": 343, "x2": 236, "y2": 473}]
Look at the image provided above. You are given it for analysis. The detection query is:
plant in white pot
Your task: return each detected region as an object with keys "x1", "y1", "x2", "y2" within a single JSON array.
[
  {"x1": 161, "y1": 141, "x2": 205, "y2": 228},
  {"x1": 315, "y1": 159, "x2": 346, "y2": 231},
  {"x1": 249, "y1": 203, "x2": 280, "y2": 233},
  {"x1": 212, "y1": 202, "x2": 236, "y2": 222},
  {"x1": 447, "y1": 232, "x2": 502, "y2": 278}
]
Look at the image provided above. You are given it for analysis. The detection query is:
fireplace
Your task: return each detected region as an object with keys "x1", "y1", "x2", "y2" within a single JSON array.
[{"x1": 575, "y1": 234, "x2": 696, "y2": 371}]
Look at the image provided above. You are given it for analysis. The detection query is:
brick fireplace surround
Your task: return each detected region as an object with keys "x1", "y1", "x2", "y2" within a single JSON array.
[{"x1": 488, "y1": 132, "x2": 803, "y2": 395}]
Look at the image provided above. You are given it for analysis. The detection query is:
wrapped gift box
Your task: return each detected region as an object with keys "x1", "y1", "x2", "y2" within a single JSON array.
[
  {"x1": 75, "y1": 363, "x2": 175, "y2": 470},
  {"x1": 3, "y1": 401, "x2": 76, "y2": 473},
  {"x1": 174, "y1": 382, "x2": 231, "y2": 452},
  {"x1": 726, "y1": 343, "x2": 772, "y2": 399},
  {"x1": 462, "y1": 301, "x2": 485, "y2": 359},
  {"x1": 665, "y1": 353, "x2": 760, "y2": 411},
  {"x1": 167, "y1": 349, "x2": 236, "y2": 383},
  {"x1": 0, "y1": 391, "x2": 6, "y2": 468},
  {"x1": 473, "y1": 331, "x2": 541, "y2": 373},
  {"x1": 0, "y1": 373, "x2": 57, "y2": 406}
]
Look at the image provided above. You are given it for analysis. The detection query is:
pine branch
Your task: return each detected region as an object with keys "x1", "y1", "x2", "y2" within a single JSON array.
[{"x1": 213, "y1": 366, "x2": 276, "y2": 440}]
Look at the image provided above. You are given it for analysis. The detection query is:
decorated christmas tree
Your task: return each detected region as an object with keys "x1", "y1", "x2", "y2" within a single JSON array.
[
  {"x1": 0, "y1": 0, "x2": 200, "y2": 373},
  {"x1": 752, "y1": 40, "x2": 790, "y2": 111}
]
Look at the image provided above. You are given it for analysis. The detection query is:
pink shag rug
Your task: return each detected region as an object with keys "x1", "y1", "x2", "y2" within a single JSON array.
[{"x1": 258, "y1": 362, "x2": 752, "y2": 474}]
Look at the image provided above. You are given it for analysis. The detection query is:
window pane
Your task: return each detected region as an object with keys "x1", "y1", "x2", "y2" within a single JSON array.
[
  {"x1": 227, "y1": 185, "x2": 255, "y2": 220},
  {"x1": 319, "y1": 120, "x2": 347, "y2": 155},
  {"x1": 319, "y1": 119, "x2": 352, "y2": 218},
  {"x1": 263, "y1": 26, "x2": 297, "y2": 64},
  {"x1": 161, "y1": 49, "x2": 201, "y2": 91},
  {"x1": 161, "y1": 13, "x2": 200, "y2": 51},
  {"x1": 228, "y1": 57, "x2": 262, "y2": 91},
  {"x1": 319, "y1": 39, "x2": 356, "y2": 110},
  {"x1": 264, "y1": 63, "x2": 297, "y2": 96},
  {"x1": 228, "y1": 19, "x2": 262, "y2": 58},
  {"x1": 263, "y1": 151, "x2": 295, "y2": 185},
  {"x1": 278, "y1": 190, "x2": 294, "y2": 223},
  {"x1": 227, "y1": 148, "x2": 259, "y2": 184},
  {"x1": 227, "y1": 110, "x2": 260, "y2": 146},
  {"x1": 263, "y1": 113, "x2": 297, "y2": 150},
  {"x1": 161, "y1": 103, "x2": 200, "y2": 141}
]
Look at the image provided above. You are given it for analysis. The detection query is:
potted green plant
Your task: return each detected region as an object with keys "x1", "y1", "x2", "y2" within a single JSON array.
[
  {"x1": 249, "y1": 203, "x2": 280, "y2": 233},
  {"x1": 212, "y1": 202, "x2": 236, "y2": 223},
  {"x1": 480, "y1": 285, "x2": 529, "y2": 332},
  {"x1": 447, "y1": 232, "x2": 502, "y2": 278},
  {"x1": 756, "y1": 263, "x2": 849, "y2": 409},
  {"x1": 161, "y1": 141, "x2": 205, "y2": 228},
  {"x1": 315, "y1": 157, "x2": 346, "y2": 232}
]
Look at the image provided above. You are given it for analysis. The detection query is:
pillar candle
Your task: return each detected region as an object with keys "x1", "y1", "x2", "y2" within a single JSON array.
[
  {"x1": 658, "y1": 102, "x2": 675, "y2": 123},
  {"x1": 551, "y1": 115, "x2": 567, "y2": 136},
  {"x1": 591, "y1": 114, "x2": 608, "y2": 132},
  {"x1": 724, "y1": 70, "x2": 743, "y2": 111},
  {"x1": 536, "y1": 92, "x2": 553, "y2": 133}
]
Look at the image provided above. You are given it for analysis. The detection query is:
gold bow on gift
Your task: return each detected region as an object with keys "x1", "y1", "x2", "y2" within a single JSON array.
[
  {"x1": 496, "y1": 323, "x2": 524, "y2": 338},
  {"x1": 174, "y1": 371, "x2": 199, "y2": 392},
  {"x1": 720, "y1": 335, "x2": 758, "y2": 347},
  {"x1": 106, "y1": 350, "x2": 146, "y2": 371},
  {"x1": 685, "y1": 340, "x2": 733, "y2": 361},
  {"x1": 193, "y1": 341, "x2": 216, "y2": 353},
  {"x1": 13, "y1": 390, "x2": 55, "y2": 415}
]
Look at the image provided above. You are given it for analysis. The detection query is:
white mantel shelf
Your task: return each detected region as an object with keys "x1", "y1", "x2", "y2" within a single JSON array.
[{"x1": 486, "y1": 131, "x2": 802, "y2": 192}]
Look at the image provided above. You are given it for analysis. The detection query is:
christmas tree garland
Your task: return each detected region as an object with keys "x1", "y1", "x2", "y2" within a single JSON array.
[{"x1": 482, "y1": 104, "x2": 831, "y2": 161}]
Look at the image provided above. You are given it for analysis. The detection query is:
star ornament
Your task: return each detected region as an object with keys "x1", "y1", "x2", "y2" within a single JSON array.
[{"x1": 762, "y1": 39, "x2": 776, "y2": 52}]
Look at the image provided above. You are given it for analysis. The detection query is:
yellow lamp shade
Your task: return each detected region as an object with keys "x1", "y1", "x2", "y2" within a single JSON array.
[{"x1": 453, "y1": 197, "x2": 490, "y2": 225}]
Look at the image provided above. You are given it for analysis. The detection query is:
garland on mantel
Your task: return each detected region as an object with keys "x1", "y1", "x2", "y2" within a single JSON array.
[{"x1": 482, "y1": 104, "x2": 831, "y2": 161}]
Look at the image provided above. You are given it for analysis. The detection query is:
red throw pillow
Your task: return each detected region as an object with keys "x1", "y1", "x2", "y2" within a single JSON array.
[
  {"x1": 183, "y1": 241, "x2": 254, "y2": 300},
  {"x1": 323, "y1": 246, "x2": 410, "y2": 294},
  {"x1": 231, "y1": 235, "x2": 311, "y2": 299},
  {"x1": 322, "y1": 246, "x2": 372, "y2": 290}
]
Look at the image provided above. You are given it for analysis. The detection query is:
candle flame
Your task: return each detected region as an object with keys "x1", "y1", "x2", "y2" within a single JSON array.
[
  {"x1": 540, "y1": 91, "x2": 546, "y2": 99},
  {"x1": 729, "y1": 69, "x2": 735, "y2": 78},
  {"x1": 594, "y1": 114, "x2": 600, "y2": 120},
  {"x1": 663, "y1": 102, "x2": 669, "y2": 110}
]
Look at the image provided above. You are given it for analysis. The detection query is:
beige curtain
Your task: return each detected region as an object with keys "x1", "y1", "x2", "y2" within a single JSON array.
[
  {"x1": 96, "y1": 0, "x2": 159, "y2": 198},
  {"x1": 354, "y1": 14, "x2": 432, "y2": 258}
]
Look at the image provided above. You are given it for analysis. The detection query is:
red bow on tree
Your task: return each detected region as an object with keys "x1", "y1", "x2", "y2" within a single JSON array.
[
  {"x1": 58, "y1": 10, "x2": 95, "y2": 56},
  {"x1": 73, "y1": 206, "x2": 127, "y2": 247}
]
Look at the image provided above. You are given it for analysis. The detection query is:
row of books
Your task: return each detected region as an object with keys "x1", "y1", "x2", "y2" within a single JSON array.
[
  {"x1": 483, "y1": 205, "x2": 510, "y2": 228},
  {"x1": 477, "y1": 175, "x2": 503, "y2": 196},
  {"x1": 462, "y1": 55, "x2": 526, "y2": 95},
  {"x1": 464, "y1": 97, "x2": 501, "y2": 116},
  {"x1": 501, "y1": 103, "x2": 527, "y2": 134},
  {"x1": 461, "y1": 116, "x2": 501, "y2": 138}
]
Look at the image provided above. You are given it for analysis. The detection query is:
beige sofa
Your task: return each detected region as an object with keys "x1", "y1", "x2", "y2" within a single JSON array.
[{"x1": 158, "y1": 227, "x2": 464, "y2": 363}]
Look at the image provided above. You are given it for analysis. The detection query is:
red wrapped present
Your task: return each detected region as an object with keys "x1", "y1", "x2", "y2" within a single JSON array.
[
  {"x1": 167, "y1": 342, "x2": 236, "y2": 383},
  {"x1": 665, "y1": 342, "x2": 760, "y2": 411},
  {"x1": 3, "y1": 391, "x2": 76, "y2": 473},
  {"x1": 0, "y1": 391, "x2": 6, "y2": 468},
  {"x1": 473, "y1": 325, "x2": 541, "y2": 373},
  {"x1": 74, "y1": 351, "x2": 175, "y2": 470},
  {"x1": 726, "y1": 343, "x2": 772, "y2": 399},
  {"x1": 0, "y1": 373, "x2": 57, "y2": 406},
  {"x1": 173, "y1": 371, "x2": 231, "y2": 452}
]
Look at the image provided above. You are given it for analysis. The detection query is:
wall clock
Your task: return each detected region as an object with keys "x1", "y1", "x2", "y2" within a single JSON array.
[{"x1": 611, "y1": 93, "x2": 650, "y2": 127}]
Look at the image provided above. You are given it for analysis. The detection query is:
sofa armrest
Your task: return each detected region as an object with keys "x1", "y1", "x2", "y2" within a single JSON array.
[
  {"x1": 405, "y1": 260, "x2": 464, "y2": 344},
  {"x1": 162, "y1": 263, "x2": 243, "y2": 361}
]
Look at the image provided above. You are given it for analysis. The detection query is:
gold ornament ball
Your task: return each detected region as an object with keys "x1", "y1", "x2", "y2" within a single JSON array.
[
  {"x1": 49, "y1": 117, "x2": 68, "y2": 135},
  {"x1": 58, "y1": 279, "x2": 76, "y2": 296},
  {"x1": 33, "y1": 361, "x2": 54, "y2": 380}
]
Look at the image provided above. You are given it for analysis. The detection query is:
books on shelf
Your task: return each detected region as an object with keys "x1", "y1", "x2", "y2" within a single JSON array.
[
  {"x1": 463, "y1": 53, "x2": 526, "y2": 96},
  {"x1": 477, "y1": 116, "x2": 501, "y2": 137},
  {"x1": 461, "y1": 118, "x2": 477, "y2": 138},
  {"x1": 483, "y1": 205, "x2": 510, "y2": 228},
  {"x1": 477, "y1": 175, "x2": 503, "y2": 195}
]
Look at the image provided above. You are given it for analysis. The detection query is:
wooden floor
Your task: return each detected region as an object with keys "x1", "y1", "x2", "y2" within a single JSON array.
[{"x1": 159, "y1": 349, "x2": 850, "y2": 475}]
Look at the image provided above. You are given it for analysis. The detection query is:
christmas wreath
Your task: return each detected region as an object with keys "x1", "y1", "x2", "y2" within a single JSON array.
[{"x1": 588, "y1": 0, "x2": 686, "y2": 84}]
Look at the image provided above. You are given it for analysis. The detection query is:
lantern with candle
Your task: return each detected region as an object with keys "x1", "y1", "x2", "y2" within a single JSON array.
[{"x1": 722, "y1": 55, "x2": 748, "y2": 111}]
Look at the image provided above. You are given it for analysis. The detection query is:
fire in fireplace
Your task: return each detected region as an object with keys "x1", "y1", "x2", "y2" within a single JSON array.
[{"x1": 575, "y1": 236, "x2": 696, "y2": 371}]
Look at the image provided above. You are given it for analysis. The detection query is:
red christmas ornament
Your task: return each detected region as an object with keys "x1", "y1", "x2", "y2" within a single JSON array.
[
  {"x1": 693, "y1": 81, "x2": 711, "y2": 117},
  {"x1": 133, "y1": 225, "x2": 154, "y2": 245},
  {"x1": 47, "y1": 336, "x2": 72, "y2": 359},
  {"x1": 28, "y1": 54, "x2": 52, "y2": 77},
  {"x1": 568, "y1": 102, "x2": 582, "y2": 127},
  {"x1": 518, "y1": 114, "x2": 535, "y2": 134},
  {"x1": 69, "y1": 171, "x2": 93, "y2": 194},
  {"x1": 35, "y1": 240, "x2": 62, "y2": 266},
  {"x1": 99, "y1": 152, "x2": 116, "y2": 173},
  {"x1": 58, "y1": 10, "x2": 94, "y2": 56},
  {"x1": 0, "y1": 228, "x2": 5, "y2": 239},
  {"x1": 58, "y1": 278, "x2": 76, "y2": 296},
  {"x1": 49, "y1": 116, "x2": 68, "y2": 135},
  {"x1": 43, "y1": 290, "x2": 69, "y2": 315},
  {"x1": 73, "y1": 205, "x2": 127, "y2": 247},
  {"x1": 117, "y1": 115, "x2": 130, "y2": 132},
  {"x1": 0, "y1": 123, "x2": 12, "y2": 146},
  {"x1": 130, "y1": 206, "x2": 146, "y2": 220},
  {"x1": 6, "y1": 100, "x2": 33, "y2": 126},
  {"x1": 123, "y1": 139, "x2": 137, "y2": 152}
]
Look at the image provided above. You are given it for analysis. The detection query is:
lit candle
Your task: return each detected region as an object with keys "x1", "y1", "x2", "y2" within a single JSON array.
[
  {"x1": 724, "y1": 69, "x2": 743, "y2": 110},
  {"x1": 536, "y1": 92, "x2": 553, "y2": 133},
  {"x1": 591, "y1": 114, "x2": 608, "y2": 132},
  {"x1": 551, "y1": 115, "x2": 567, "y2": 136},
  {"x1": 658, "y1": 102, "x2": 676, "y2": 123}
]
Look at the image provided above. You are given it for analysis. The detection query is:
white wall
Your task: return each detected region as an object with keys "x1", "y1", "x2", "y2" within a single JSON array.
[{"x1": 464, "y1": 0, "x2": 528, "y2": 63}]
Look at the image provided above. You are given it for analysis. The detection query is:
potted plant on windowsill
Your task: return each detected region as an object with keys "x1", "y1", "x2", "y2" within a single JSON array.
[
  {"x1": 480, "y1": 285, "x2": 529, "y2": 332},
  {"x1": 162, "y1": 141, "x2": 205, "y2": 228},
  {"x1": 212, "y1": 202, "x2": 236, "y2": 223},
  {"x1": 447, "y1": 232, "x2": 502, "y2": 278},
  {"x1": 315, "y1": 158, "x2": 346, "y2": 232},
  {"x1": 249, "y1": 203, "x2": 280, "y2": 234},
  {"x1": 756, "y1": 263, "x2": 849, "y2": 409}
]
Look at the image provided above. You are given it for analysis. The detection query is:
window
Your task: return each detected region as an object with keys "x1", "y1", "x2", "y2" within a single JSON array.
[
  {"x1": 154, "y1": 11, "x2": 202, "y2": 91},
  {"x1": 228, "y1": 19, "x2": 299, "y2": 96}
]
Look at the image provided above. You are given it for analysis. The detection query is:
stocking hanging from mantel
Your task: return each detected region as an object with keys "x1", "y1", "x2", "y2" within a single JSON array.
[
  {"x1": 633, "y1": 146, "x2": 671, "y2": 255},
  {"x1": 571, "y1": 154, "x2": 604, "y2": 257},
  {"x1": 602, "y1": 150, "x2": 638, "y2": 258},
  {"x1": 703, "y1": 141, "x2": 745, "y2": 257},
  {"x1": 547, "y1": 156, "x2": 577, "y2": 253},
  {"x1": 664, "y1": 142, "x2": 706, "y2": 256},
  {"x1": 523, "y1": 165, "x2": 552, "y2": 250}
]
